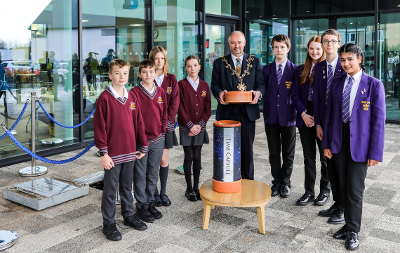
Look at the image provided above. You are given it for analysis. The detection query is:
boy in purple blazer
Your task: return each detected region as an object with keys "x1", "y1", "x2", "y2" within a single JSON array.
[
  {"x1": 322, "y1": 44, "x2": 385, "y2": 251},
  {"x1": 313, "y1": 29, "x2": 347, "y2": 224},
  {"x1": 263, "y1": 34, "x2": 298, "y2": 198}
]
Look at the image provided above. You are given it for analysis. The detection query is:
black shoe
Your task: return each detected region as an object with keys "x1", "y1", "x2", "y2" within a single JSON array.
[
  {"x1": 124, "y1": 215, "x2": 147, "y2": 230},
  {"x1": 136, "y1": 207, "x2": 155, "y2": 223},
  {"x1": 345, "y1": 232, "x2": 359, "y2": 251},
  {"x1": 328, "y1": 209, "x2": 345, "y2": 224},
  {"x1": 333, "y1": 225, "x2": 348, "y2": 240},
  {"x1": 314, "y1": 193, "x2": 330, "y2": 206},
  {"x1": 160, "y1": 194, "x2": 171, "y2": 206},
  {"x1": 148, "y1": 203, "x2": 163, "y2": 219},
  {"x1": 194, "y1": 189, "x2": 201, "y2": 201},
  {"x1": 154, "y1": 195, "x2": 162, "y2": 207},
  {"x1": 271, "y1": 184, "x2": 280, "y2": 197},
  {"x1": 185, "y1": 190, "x2": 198, "y2": 201},
  {"x1": 296, "y1": 193, "x2": 315, "y2": 206},
  {"x1": 103, "y1": 223, "x2": 122, "y2": 241},
  {"x1": 280, "y1": 185, "x2": 291, "y2": 198},
  {"x1": 318, "y1": 204, "x2": 340, "y2": 217}
]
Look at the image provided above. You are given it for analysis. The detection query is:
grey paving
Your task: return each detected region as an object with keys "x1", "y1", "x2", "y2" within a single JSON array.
[{"x1": 1, "y1": 116, "x2": 400, "y2": 252}]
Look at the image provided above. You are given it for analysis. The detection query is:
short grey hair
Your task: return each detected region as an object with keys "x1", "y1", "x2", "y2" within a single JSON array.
[{"x1": 228, "y1": 31, "x2": 246, "y2": 42}]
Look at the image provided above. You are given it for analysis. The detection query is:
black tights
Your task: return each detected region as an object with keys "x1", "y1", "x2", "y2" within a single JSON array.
[{"x1": 183, "y1": 145, "x2": 202, "y2": 193}]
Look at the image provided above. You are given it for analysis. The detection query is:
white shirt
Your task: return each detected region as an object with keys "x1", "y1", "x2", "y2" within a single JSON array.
[
  {"x1": 154, "y1": 73, "x2": 165, "y2": 87},
  {"x1": 140, "y1": 81, "x2": 156, "y2": 95},
  {"x1": 275, "y1": 60, "x2": 287, "y2": 76},
  {"x1": 310, "y1": 62, "x2": 315, "y2": 77},
  {"x1": 109, "y1": 84, "x2": 128, "y2": 99},
  {"x1": 186, "y1": 76, "x2": 199, "y2": 91},
  {"x1": 343, "y1": 70, "x2": 363, "y2": 118},
  {"x1": 327, "y1": 55, "x2": 339, "y2": 73},
  {"x1": 231, "y1": 53, "x2": 243, "y2": 70}
]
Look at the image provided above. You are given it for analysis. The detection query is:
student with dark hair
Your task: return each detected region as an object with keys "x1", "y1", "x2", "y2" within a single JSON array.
[
  {"x1": 322, "y1": 43, "x2": 385, "y2": 251},
  {"x1": 178, "y1": 55, "x2": 211, "y2": 201},
  {"x1": 292, "y1": 36, "x2": 329, "y2": 206}
]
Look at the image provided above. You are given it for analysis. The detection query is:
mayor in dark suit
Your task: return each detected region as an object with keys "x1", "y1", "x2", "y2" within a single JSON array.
[{"x1": 211, "y1": 31, "x2": 265, "y2": 180}]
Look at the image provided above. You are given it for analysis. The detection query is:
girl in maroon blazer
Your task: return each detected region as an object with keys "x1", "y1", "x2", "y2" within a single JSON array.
[
  {"x1": 149, "y1": 46, "x2": 180, "y2": 207},
  {"x1": 178, "y1": 55, "x2": 211, "y2": 201}
]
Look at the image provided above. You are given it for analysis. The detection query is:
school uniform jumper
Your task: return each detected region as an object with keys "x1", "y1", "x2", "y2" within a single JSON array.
[
  {"x1": 94, "y1": 86, "x2": 149, "y2": 225},
  {"x1": 292, "y1": 64, "x2": 329, "y2": 196},
  {"x1": 131, "y1": 84, "x2": 167, "y2": 210},
  {"x1": 313, "y1": 55, "x2": 346, "y2": 211},
  {"x1": 263, "y1": 60, "x2": 298, "y2": 187},
  {"x1": 322, "y1": 71, "x2": 385, "y2": 232}
]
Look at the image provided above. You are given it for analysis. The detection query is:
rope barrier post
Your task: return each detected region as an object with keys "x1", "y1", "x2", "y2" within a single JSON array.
[{"x1": 19, "y1": 92, "x2": 48, "y2": 177}]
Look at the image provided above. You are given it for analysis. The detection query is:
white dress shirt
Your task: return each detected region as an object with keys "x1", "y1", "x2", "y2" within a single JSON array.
[
  {"x1": 343, "y1": 70, "x2": 363, "y2": 118},
  {"x1": 275, "y1": 60, "x2": 288, "y2": 76},
  {"x1": 154, "y1": 73, "x2": 165, "y2": 87},
  {"x1": 186, "y1": 76, "x2": 200, "y2": 91},
  {"x1": 327, "y1": 55, "x2": 339, "y2": 72},
  {"x1": 231, "y1": 53, "x2": 243, "y2": 70},
  {"x1": 109, "y1": 84, "x2": 128, "y2": 99}
]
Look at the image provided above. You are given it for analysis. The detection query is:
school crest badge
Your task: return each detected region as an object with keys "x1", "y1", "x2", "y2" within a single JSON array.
[
  {"x1": 158, "y1": 96, "x2": 163, "y2": 104},
  {"x1": 201, "y1": 90, "x2": 207, "y2": 96},
  {"x1": 130, "y1": 102, "x2": 136, "y2": 110},
  {"x1": 166, "y1": 87, "x2": 172, "y2": 94},
  {"x1": 285, "y1": 81, "x2": 292, "y2": 89}
]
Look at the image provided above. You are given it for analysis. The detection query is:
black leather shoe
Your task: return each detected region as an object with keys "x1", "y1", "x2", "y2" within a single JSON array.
[
  {"x1": 194, "y1": 189, "x2": 201, "y2": 201},
  {"x1": 318, "y1": 204, "x2": 340, "y2": 217},
  {"x1": 271, "y1": 184, "x2": 280, "y2": 197},
  {"x1": 280, "y1": 185, "x2": 291, "y2": 198},
  {"x1": 314, "y1": 193, "x2": 330, "y2": 206},
  {"x1": 136, "y1": 207, "x2": 155, "y2": 223},
  {"x1": 154, "y1": 195, "x2": 162, "y2": 207},
  {"x1": 345, "y1": 232, "x2": 359, "y2": 251},
  {"x1": 333, "y1": 225, "x2": 348, "y2": 240},
  {"x1": 185, "y1": 190, "x2": 198, "y2": 201},
  {"x1": 296, "y1": 193, "x2": 315, "y2": 206},
  {"x1": 161, "y1": 194, "x2": 171, "y2": 206},
  {"x1": 328, "y1": 209, "x2": 345, "y2": 224},
  {"x1": 103, "y1": 222, "x2": 122, "y2": 241},
  {"x1": 124, "y1": 215, "x2": 147, "y2": 230},
  {"x1": 148, "y1": 203, "x2": 162, "y2": 219}
]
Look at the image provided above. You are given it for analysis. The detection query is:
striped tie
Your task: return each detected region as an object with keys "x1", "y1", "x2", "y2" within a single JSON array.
[
  {"x1": 236, "y1": 58, "x2": 241, "y2": 74},
  {"x1": 342, "y1": 76, "x2": 355, "y2": 123},
  {"x1": 325, "y1": 64, "x2": 333, "y2": 104},
  {"x1": 277, "y1": 64, "x2": 283, "y2": 86},
  {"x1": 308, "y1": 84, "x2": 313, "y2": 101}
]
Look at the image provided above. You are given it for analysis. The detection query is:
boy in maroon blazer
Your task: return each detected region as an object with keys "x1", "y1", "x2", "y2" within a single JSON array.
[
  {"x1": 131, "y1": 60, "x2": 168, "y2": 224},
  {"x1": 94, "y1": 59, "x2": 149, "y2": 241}
]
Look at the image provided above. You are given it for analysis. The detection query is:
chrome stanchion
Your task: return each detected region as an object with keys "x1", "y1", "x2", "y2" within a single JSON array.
[{"x1": 19, "y1": 92, "x2": 48, "y2": 177}]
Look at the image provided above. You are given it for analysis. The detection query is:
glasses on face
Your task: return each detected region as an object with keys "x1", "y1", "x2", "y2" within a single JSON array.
[{"x1": 322, "y1": 40, "x2": 339, "y2": 45}]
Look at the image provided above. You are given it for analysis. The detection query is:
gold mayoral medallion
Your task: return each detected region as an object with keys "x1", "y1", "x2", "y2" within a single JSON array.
[{"x1": 222, "y1": 55, "x2": 254, "y2": 103}]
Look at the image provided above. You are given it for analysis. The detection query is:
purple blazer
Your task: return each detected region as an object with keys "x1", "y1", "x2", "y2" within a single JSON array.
[
  {"x1": 313, "y1": 55, "x2": 346, "y2": 127},
  {"x1": 321, "y1": 71, "x2": 385, "y2": 162},
  {"x1": 292, "y1": 64, "x2": 312, "y2": 129},
  {"x1": 263, "y1": 60, "x2": 298, "y2": 126}
]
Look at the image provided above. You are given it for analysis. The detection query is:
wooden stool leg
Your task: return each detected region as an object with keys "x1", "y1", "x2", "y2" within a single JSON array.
[
  {"x1": 211, "y1": 205, "x2": 215, "y2": 209},
  {"x1": 257, "y1": 205, "x2": 266, "y2": 234},
  {"x1": 202, "y1": 202, "x2": 212, "y2": 230}
]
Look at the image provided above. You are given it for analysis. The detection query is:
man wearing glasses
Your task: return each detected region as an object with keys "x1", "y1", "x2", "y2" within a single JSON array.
[{"x1": 313, "y1": 29, "x2": 347, "y2": 225}]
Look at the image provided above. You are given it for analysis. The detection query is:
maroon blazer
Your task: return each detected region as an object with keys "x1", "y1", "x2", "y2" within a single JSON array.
[{"x1": 160, "y1": 74, "x2": 179, "y2": 132}]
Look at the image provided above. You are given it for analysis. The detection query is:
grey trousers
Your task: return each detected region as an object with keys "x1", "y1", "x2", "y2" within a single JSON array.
[
  {"x1": 101, "y1": 161, "x2": 135, "y2": 225},
  {"x1": 134, "y1": 139, "x2": 164, "y2": 209}
]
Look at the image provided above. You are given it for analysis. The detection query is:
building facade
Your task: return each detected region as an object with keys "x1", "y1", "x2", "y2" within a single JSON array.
[{"x1": 0, "y1": 0, "x2": 399, "y2": 166}]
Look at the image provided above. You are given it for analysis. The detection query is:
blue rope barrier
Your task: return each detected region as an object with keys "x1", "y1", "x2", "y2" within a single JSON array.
[
  {"x1": 4, "y1": 130, "x2": 94, "y2": 164},
  {"x1": 38, "y1": 101, "x2": 95, "y2": 128},
  {"x1": 0, "y1": 102, "x2": 28, "y2": 141}
]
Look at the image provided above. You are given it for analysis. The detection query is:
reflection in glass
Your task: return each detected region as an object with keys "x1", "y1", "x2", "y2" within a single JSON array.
[
  {"x1": 0, "y1": 0, "x2": 78, "y2": 159},
  {"x1": 205, "y1": 0, "x2": 239, "y2": 17}
]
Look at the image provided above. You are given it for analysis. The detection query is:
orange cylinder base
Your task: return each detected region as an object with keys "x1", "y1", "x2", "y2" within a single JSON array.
[
  {"x1": 212, "y1": 178, "x2": 242, "y2": 193},
  {"x1": 225, "y1": 91, "x2": 252, "y2": 104}
]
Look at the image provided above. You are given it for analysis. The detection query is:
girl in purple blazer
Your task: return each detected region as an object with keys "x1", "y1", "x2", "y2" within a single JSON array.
[
  {"x1": 292, "y1": 36, "x2": 330, "y2": 207},
  {"x1": 149, "y1": 46, "x2": 180, "y2": 207},
  {"x1": 322, "y1": 44, "x2": 385, "y2": 251},
  {"x1": 178, "y1": 55, "x2": 211, "y2": 201}
]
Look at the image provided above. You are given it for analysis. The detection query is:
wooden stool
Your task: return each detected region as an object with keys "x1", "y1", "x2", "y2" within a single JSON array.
[{"x1": 200, "y1": 179, "x2": 271, "y2": 234}]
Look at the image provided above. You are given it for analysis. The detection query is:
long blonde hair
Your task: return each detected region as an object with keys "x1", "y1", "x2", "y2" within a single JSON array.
[
  {"x1": 149, "y1": 46, "x2": 169, "y2": 76},
  {"x1": 300, "y1": 36, "x2": 326, "y2": 85}
]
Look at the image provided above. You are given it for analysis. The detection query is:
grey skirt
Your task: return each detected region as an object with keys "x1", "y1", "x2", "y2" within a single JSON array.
[
  {"x1": 179, "y1": 130, "x2": 209, "y2": 147},
  {"x1": 164, "y1": 130, "x2": 179, "y2": 149}
]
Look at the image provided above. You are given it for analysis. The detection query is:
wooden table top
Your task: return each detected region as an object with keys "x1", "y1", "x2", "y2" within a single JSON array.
[{"x1": 200, "y1": 179, "x2": 271, "y2": 207}]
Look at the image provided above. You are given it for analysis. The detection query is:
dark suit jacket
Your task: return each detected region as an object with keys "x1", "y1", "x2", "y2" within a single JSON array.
[
  {"x1": 313, "y1": 55, "x2": 346, "y2": 127},
  {"x1": 210, "y1": 53, "x2": 265, "y2": 121},
  {"x1": 321, "y1": 71, "x2": 386, "y2": 162},
  {"x1": 262, "y1": 60, "x2": 298, "y2": 126},
  {"x1": 292, "y1": 64, "x2": 312, "y2": 129}
]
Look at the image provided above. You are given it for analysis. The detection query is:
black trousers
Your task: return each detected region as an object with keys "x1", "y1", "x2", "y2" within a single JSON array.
[
  {"x1": 327, "y1": 150, "x2": 345, "y2": 211},
  {"x1": 299, "y1": 125, "x2": 330, "y2": 195},
  {"x1": 333, "y1": 123, "x2": 367, "y2": 233},
  {"x1": 228, "y1": 108, "x2": 255, "y2": 180},
  {"x1": 265, "y1": 122, "x2": 296, "y2": 186}
]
